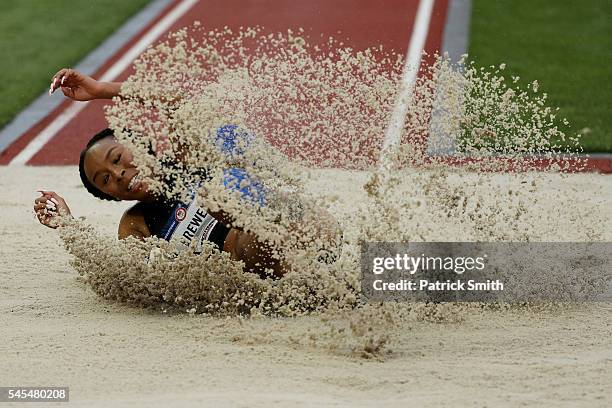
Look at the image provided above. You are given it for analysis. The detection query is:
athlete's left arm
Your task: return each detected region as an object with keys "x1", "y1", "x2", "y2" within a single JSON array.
[
  {"x1": 49, "y1": 68, "x2": 179, "y2": 105},
  {"x1": 49, "y1": 68, "x2": 121, "y2": 101}
]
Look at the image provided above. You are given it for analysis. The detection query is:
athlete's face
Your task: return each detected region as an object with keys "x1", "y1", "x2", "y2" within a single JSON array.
[{"x1": 83, "y1": 137, "x2": 153, "y2": 201}]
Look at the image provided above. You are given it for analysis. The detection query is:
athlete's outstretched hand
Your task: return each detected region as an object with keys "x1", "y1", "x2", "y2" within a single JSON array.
[
  {"x1": 33, "y1": 190, "x2": 72, "y2": 229},
  {"x1": 48, "y1": 68, "x2": 121, "y2": 101},
  {"x1": 49, "y1": 68, "x2": 99, "y2": 101}
]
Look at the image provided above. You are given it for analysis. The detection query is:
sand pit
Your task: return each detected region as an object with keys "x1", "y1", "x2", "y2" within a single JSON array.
[
  {"x1": 4, "y1": 27, "x2": 611, "y2": 408},
  {"x1": 1, "y1": 166, "x2": 611, "y2": 407}
]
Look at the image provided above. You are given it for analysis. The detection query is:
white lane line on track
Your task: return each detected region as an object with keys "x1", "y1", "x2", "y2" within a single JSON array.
[
  {"x1": 379, "y1": 0, "x2": 435, "y2": 168},
  {"x1": 9, "y1": 0, "x2": 197, "y2": 166}
]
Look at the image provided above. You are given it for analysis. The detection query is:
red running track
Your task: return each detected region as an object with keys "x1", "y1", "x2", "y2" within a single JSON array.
[{"x1": 0, "y1": 0, "x2": 449, "y2": 166}]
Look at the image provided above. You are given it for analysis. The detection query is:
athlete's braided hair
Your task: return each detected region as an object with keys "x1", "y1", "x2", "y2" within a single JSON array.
[{"x1": 78, "y1": 128, "x2": 119, "y2": 201}]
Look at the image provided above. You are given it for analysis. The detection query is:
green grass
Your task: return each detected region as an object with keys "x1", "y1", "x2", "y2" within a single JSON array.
[
  {"x1": 0, "y1": 0, "x2": 151, "y2": 129},
  {"x1": 468, "y1": 0, "x2": 612, "y2": 152}
]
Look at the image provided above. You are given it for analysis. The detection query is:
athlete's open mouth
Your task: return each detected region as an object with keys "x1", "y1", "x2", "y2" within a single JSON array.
[{"x1": 127, "y1": 172, "x2": 140, "y2": 192}]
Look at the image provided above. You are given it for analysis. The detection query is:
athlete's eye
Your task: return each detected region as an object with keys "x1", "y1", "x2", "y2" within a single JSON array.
[
  {"x1": 103, "y1": 174, "x2": 110, "y2": 185},
  {"x1": 113, "y1": 153, "x2": 121, "y2": 164}
]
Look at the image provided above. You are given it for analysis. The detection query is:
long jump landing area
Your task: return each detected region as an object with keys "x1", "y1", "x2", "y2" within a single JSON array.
[{"x1": 0, "y1": 0, "x2": 609, "y2": 172}]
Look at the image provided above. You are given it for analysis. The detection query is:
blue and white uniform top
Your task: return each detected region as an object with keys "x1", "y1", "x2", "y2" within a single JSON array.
[{"x1": 137, "y1": 125, "x2": 266, "y2": 252}]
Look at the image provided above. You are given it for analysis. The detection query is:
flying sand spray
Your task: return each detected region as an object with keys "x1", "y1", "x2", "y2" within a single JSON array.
[{"x1": 56, "y1": 26, "x2": 607, "y2": 358}]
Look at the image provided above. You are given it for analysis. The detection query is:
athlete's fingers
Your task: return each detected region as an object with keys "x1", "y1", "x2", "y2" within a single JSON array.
[
  {"x1": 61, "y1": 86, "x2": 75, "y2": 99},
  {"x1": 50, "y1": 68, "x2": 77, "y2": 94},
  {"x1": 54, "y1": 194, "x2": 66, "y2": 206},
  {"x1": 59, "y1": 68, "x2": 72, "y2": 88},
  {"x1": 34, "y1": 205, "x2": 59, "y2": 228},
  {"x1": 62, "y1": 68, "x2": 81, "y2": 87},
  {"x1": 37, "y1": 190, "x2": 69, "y2": 216},
  {"x1": 52, "y1": 68, "x2": 68, "y2": 81},
  {"x1": 34, "y1": 202, "x2": 57, "y2": 214},
  {"x1": 37, "y1": 191, "x2": 63, "y2": 202},
  {"x1": 35, "y1": 210, "x2": 47, "y2": 223},
  {"x1": 50, "y1": 69, "x2": 67, "y2": 94},
  {"x1": 34, "y1": 202, "x2": 53, "y2": 214},
  {"x1": 50, "y1": 75, "x2": 60, "y2": 95},
  {"x1": 48, "y1": 192, "x2": 65, "y2": 206},
  {"x1": 36, "y1": 211, "x2": 48, "y2": 222},
  {"x1": 35, "y1": 194, "x2": 54, "y2": 202},
  {"x1": 37, "y1": 192, "x2": 62, "y2": 207},
  {"x1": 36, "y1": 194, "x2": 53, "y2": 204},
  {"x1": 53, "y1": 68, "x2": 68, "y2": 81},
  {"x1": 39, "y1": 215, "x2": 58, "y2": 229}
]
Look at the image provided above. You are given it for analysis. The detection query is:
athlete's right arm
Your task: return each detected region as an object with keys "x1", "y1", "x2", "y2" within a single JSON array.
[
  {"x1": 49, "y1": 68, "x2": 121, "y2": 101},
  {"x1": 118, "y1": 206, "x2": 151, "y2": 240}
]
